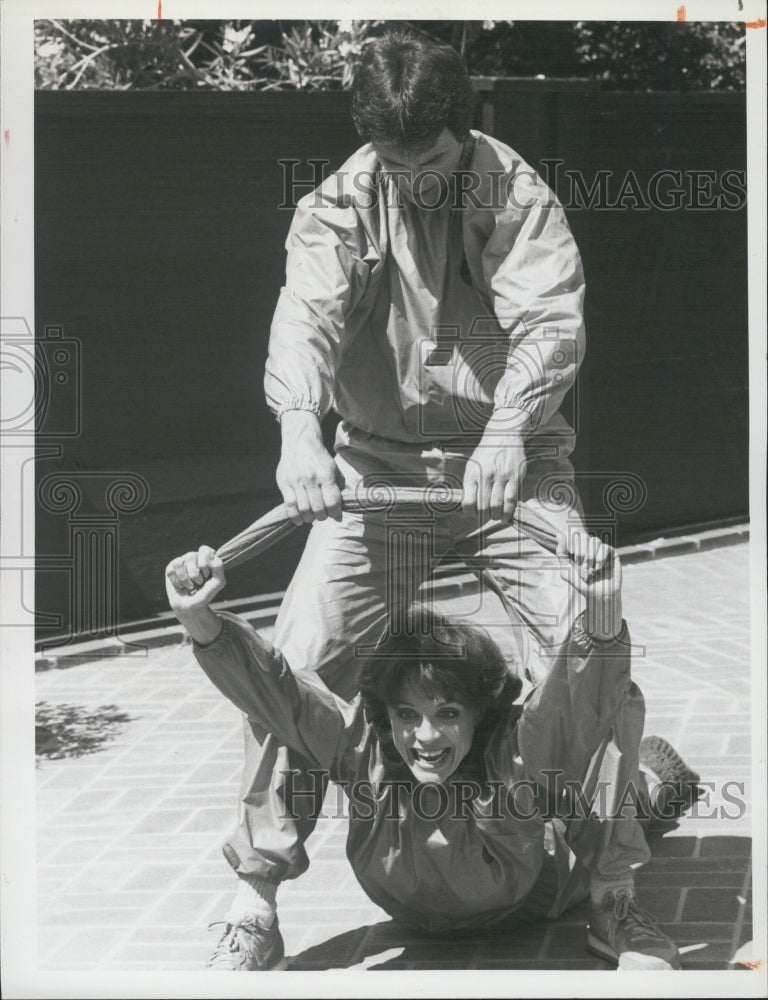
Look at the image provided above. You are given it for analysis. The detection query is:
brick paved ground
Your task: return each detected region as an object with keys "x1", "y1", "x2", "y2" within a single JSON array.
[{"x1": 34, "y1": 541, "x2": 756, "y2": 974}]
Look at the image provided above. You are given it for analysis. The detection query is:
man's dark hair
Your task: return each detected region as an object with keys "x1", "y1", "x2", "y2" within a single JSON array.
[
  {"x1": 359, "y1": 606, "x2": 522, "y2": 762},
  {"x1": 351, "y1": 30, "x2": 476, "y2": 148}
]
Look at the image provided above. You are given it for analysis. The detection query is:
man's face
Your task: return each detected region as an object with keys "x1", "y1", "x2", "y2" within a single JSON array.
[
  {"x1": 373, "y1": 127, "x2": 465, "y2": 207},
  {"x1": 387, "y1": 677, "x2": 478, "y2": 785}
]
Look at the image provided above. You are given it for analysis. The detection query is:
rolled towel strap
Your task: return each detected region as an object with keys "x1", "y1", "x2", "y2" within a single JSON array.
[{"x1": 216, "y1": 487, "x2": 561, "y2": 570}]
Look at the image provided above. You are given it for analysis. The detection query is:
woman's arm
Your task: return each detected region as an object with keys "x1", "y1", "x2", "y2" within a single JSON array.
[
  {"x1": 515, "y1": 535, "x2": 630, "y2": 794},
  {"x1": 165, "y1": 547, "x2": 351, "y2": 770},
  {"x1": 556, "y1": 532, "x2": 623, "y2": 640},
  {"x1": 165, "y1": 545, "x2": 226, "y2": 645}
]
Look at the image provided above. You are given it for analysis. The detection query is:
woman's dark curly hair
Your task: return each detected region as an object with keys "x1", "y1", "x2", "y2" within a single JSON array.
[
  {"x1": 351, "y1": 29, "x2": 476, "y2": 148},
  {"x1": 359, "y1": 606, "x2": 522, "y2": 766}
]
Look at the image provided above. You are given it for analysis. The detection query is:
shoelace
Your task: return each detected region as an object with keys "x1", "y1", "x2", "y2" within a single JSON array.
[
  {"x1": 208, "y1": 919, "x2": 238, "y2": 933},
  {"x1": 610, "y1": 892, "x2": 662, "y2": 943},
  {"x1": 207, "y1": 917, "x2": 278, "y2": 963},
  {"x1": 206, "y1": 922, "x2": 240, "y2": 967}
]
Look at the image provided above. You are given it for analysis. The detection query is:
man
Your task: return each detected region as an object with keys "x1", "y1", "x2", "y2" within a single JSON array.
[{"x1": 210, "y1": 29, "x2": 591, "y2": 970}]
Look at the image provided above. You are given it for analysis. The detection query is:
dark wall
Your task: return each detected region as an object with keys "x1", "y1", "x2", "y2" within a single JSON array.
[
  {"x1": 484, "y1": 83, "x2": 748, "y2": 533},
  {"x1": 34, "y1": 86, "x2": 748, "y2": 636}
]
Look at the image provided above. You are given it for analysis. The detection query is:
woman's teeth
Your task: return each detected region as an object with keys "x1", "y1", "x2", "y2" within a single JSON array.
[{"x1": 413, "y1": 748, "x2": 449, "y2": 765}]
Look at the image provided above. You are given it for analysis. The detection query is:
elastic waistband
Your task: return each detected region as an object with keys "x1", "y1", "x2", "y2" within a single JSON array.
[{"x1": 335, "y1": 421, "x2": 480, "y2": 456}]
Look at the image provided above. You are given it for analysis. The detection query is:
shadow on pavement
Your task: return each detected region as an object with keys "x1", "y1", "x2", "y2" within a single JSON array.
[
  {"x1": 35, "y1": 701, "x2": 134, "y2": 760},
  {"x1": 288, "y1": 832, "x2": 753, "y2": 971}
]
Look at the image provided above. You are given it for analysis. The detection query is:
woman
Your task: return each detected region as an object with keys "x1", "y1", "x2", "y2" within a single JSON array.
[{"x1": 165, "y1": 533, "x2": 698, "y2": 971}]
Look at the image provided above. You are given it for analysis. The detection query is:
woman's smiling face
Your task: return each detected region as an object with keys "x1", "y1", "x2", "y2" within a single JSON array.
[{"x1": 387, "y1": 677, "x2": 478, "y2": 784}]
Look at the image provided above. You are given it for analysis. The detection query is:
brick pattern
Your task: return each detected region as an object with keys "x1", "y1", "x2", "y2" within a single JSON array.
[{"x1": 35, "y1": 543, "x2": 754, "y2": 971}]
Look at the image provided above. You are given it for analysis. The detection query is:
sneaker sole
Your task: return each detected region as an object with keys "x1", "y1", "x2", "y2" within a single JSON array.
[
  {"x1": 640, "y1": 735, "x2": 702, "y2": 825},
  {"x1": 586, "y1": 931, "x2": 619, "y2": 965},
  {"x1": 586, "y1": 933, "x2": 677, "y2": 970},
  {"x1": 258, "y1": 956, "x2": 288, "y2": 972},
  {"x1": 640, "y1": 736, "x2": 701, "y2": 786},
  {"x1": 207, "y1": 955, "x2": 289, "y2": 972}
]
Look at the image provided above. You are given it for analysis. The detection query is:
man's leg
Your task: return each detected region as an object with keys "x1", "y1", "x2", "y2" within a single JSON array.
[
  {"x1": 214, "y1": 436, "x2": 442, "y2": 967},
  {"x1": 452, "y1": 451, "x2": 586, "y2": 686},
  {"x1": 518, "y1": 653, "x2": 683, "y2": 970},
  {"x1": 450, "y1": 445, "x2": 684, "y2": 968},
  {"x1": 568, "y1": 686, "x2": 688, "y2": 970},
  {"x1": 559, "y1": 680, "x2": 652, "y2": 893}
]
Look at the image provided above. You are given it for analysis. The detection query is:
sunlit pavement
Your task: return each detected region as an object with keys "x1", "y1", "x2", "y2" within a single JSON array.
[{"x1": 35, "y1": 538, "x2": 754, "y2": 972}]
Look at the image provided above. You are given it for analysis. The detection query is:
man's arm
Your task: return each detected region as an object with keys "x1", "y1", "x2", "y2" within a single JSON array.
[
  {"x1": 275, "y1": 409, "x2": 343, "y2": 526},
  {"x1": 265, "y1": 194, "x2": 373, "y2": 525},
  {"x1": 462, "y1": 168, "x2": 586, "y2": 522}
]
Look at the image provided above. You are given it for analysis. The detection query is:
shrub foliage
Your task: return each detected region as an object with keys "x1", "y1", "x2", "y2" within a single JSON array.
[{"x1": 35, "y1": 19, "x2": 746, "y2": 92}]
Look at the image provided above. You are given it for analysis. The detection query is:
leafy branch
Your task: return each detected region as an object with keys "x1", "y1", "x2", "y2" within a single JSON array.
[{"x1": 35, "y1": 19, "x2": 745, "y2": 92}]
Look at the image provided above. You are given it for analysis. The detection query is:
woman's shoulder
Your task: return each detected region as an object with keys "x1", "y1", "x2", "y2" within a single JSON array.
[{"x1": 479, "y1": 702, "x2": 526, "y2": 782}]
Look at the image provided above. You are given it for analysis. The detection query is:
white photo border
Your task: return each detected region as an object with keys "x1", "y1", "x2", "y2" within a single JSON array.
[{"x1": 1, "y1": 2, "x2": 766, "y2": 997}]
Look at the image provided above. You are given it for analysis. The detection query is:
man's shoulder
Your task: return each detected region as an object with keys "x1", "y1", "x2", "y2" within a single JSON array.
[
  {"x1": 470, "y1": 130, "x2": 529, "y2": 174},
  {"x1": 296, "y1": 143, "x2": 379, "y2": 213},
  {"x1": 467, "y1": 130, "x2": 562, "y2": 214}
]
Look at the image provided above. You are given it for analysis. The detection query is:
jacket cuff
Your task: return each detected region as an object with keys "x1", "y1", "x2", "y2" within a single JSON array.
[
  {"x1": 276, "y1": 398, "x2": 323, "y2": 421},
  {"x1": 490, "y1": 402, "x2": 538, "y2": 434},
  {"x1": 190, "y1": 613, "x2": 229, "y2": 651},
  {"x1": 571, "y1": 611, "x2": 628, "y2": 652}
]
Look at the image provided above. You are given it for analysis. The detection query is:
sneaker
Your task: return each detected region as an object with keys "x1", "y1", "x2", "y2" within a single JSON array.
[
  {"x1": 587, "y1": 887, "x2": 681, "y2": 970},
  {"x1": 640, "y1": 735, "x2": 701, "y2": 823},
  {"x1": 206, "y1": 914, "x2": 287, "y2": 971}
]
